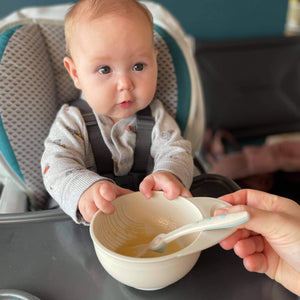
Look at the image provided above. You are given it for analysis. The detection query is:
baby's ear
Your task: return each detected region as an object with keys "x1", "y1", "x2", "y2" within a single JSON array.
[{"x1": 63, "y1": 57, "x2": 81, "y2": 89}]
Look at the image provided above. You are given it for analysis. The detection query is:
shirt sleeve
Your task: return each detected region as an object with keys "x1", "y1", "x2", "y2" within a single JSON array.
[
  {"x1": 150, "y1": 99, "x2": 194, "y2": 188},
  {"x1": 41, "y1": 104, "x2": 108, "y2": 224}
]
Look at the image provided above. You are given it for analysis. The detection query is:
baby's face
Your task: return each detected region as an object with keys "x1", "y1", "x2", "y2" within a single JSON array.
[{"x1": 66, "y1": 12, "x2": 158, "y2": 123}]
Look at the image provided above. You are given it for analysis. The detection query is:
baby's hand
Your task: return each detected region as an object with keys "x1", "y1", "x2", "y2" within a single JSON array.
[
  {"x1": 139, "y1": 170, "x2": 192, "y2": 200},
  {"x1": 78, "y1": 180, "x2": 131, "y2": 223}
]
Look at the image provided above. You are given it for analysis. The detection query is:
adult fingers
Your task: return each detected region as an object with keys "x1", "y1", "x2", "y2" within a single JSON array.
[
  {"x1": 233, "y1": 235, "x2": 265, "y2": 258},
  {"x1": 243, "y1": 253, "x2": 268, "y2": 274},
  {"x1": 219, "y1": 189, "x2": 300, "y2": 218},
  {"x1": 219, "y1": 228, "x2": 252, "y2": 250},
  {"x1": 215, "y1": 203, "x2": 299, "y2": 253},
  {"x1": 215, "y1": 204, "x2": 279, "y2": 237},
  {"x1": 217, "y1": 204, "x2": 300, "y2": 274}
]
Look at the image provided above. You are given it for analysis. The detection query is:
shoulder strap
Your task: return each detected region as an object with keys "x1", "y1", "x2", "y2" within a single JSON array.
[
  {"x1": 70, "y1": 99, "x2": 113, "y2": 173},
  {"x1": 70, "y1": 99, "x2": 154, "y2": 176},
  {"x1": 132, "y1": 105, "x2": 154, "y2": 173}
]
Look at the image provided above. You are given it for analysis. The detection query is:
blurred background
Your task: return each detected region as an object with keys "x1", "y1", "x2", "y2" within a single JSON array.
[{"x1": 0, "y1": 0, "x2": 292, "y2": 40}]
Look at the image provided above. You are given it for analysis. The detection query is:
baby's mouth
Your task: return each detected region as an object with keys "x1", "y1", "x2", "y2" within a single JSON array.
[{"x1": 117, "y1": 100, "x2": 132, "y2": 108}]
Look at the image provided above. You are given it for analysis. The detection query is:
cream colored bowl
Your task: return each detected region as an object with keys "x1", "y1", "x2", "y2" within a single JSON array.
[{"x1": 90, "y1": 191, "x2": 203, "y2": 290}]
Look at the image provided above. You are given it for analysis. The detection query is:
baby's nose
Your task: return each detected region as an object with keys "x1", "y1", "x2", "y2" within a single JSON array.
[{"x1": 117, "y1": 75, "x2": 134, "y2": 91}]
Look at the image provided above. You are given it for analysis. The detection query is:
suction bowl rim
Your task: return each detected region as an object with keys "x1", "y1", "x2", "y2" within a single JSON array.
[
  {"x1": 90, "y1": 214, "x2": 202, "y2": 263},
  {"x1": 89, "y1": 192, "x2": 203, "y2": 263}
]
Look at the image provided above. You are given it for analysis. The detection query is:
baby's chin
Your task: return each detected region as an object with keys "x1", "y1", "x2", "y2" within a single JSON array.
[{"x1": 110, "y1": 112, "x2": 134, "y2": 123}]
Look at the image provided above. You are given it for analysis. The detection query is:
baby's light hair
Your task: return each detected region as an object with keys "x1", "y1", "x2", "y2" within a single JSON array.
[{"x1": 64, "y1": 0, "x2": 154, "y2": 57}]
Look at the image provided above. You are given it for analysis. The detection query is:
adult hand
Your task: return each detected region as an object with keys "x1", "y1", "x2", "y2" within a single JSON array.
[{"x1": 215, "y1": 189, "x2": 300, "y2": 296}]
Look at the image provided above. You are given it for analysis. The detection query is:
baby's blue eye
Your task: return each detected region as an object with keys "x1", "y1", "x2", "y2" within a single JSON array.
[
  {"x1": 133, "y1": 63, "x2": 144, "y2": 71},
  {"x1": 98, "y1": 66, "x2": 111, "y2": 74}
]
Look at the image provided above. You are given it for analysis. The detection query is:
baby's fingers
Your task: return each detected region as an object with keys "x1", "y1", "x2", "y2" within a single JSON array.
[
  {"x1": 94, "y1": 196, "x2": 115, "y2": 214},
  {"x1": 79, "y1": 200, "x2": 99, "y2": 223},
  {"x1": 115, "y1": 186, "x2": 132, "y2": 197},
  {"x1": 139, "y1": 176, "x2": 155, "y2": 199},
  {"x1": 96, "y1": 182, "x2": 132, "y2": 214},
  {"x1": 91, "y1": 183, "x2": 115, "y2": 214},
  {"x1": 99, "y1": 181, "x2": 117, "y2": 202},
  {"x1": 180, "y1": 188, "x2": 192, "y2": 198}
]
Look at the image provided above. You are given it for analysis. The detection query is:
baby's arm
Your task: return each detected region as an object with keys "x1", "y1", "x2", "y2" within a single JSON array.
[
  {"x1": 41, "y1": 105, "x2": 120, "y2": 223},
  {"x1": 139, "y1": 170, "x2": 192, "y2": 200},
  {"x1": 144, "y1": 100, "x2": 194, "y2": 198},
  {"x1": 78, "y1": 180, "x2": 131, "y2": 223}
]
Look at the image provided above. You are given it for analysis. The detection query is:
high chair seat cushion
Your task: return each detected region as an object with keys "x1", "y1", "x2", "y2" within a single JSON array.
[{"x1": 0, "y1": 22, "x2": 79, "y2": 208}]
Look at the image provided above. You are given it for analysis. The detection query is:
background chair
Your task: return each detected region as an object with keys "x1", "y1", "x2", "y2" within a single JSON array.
[{"x1": 195, "y1": 35, "x2": 300, "y2": 202}]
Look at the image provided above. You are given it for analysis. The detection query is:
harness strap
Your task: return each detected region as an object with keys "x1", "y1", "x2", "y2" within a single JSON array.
[
  {"x1": 70, "y1": 99, "x2": 113, "y2": 174},
  {"x1": 133, "y1": 105, "x2": 155, "y2": 173},
  {"x1": 70, "y1": 99, "x2": 154, "y2": 189}
]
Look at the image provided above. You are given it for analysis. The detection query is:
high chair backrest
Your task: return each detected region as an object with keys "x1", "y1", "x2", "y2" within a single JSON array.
[{"x1": 0, "y1": 2, "x2": 204, "y2": 210}]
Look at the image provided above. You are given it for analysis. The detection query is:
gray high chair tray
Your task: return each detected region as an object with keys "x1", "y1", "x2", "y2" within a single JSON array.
[{"x1": 0, "y1": 174, "x2": 297, "y2": 300}]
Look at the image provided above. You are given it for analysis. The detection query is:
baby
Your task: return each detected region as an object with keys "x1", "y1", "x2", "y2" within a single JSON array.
[{"x1": 41, "y1": 0, "x2": 193, "y2": 223}]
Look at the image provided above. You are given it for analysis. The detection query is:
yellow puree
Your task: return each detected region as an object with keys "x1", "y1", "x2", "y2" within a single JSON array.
[{"x1": 115, "y1": 229, "x2": 182, "y2": 258}]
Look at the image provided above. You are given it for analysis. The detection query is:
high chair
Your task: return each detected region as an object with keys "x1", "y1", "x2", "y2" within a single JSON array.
[{"x1": 0, "y1": 2, "x2": 205, "y2": 213}]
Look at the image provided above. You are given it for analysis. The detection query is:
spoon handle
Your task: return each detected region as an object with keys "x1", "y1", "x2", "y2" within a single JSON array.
[{"x1": 150, "y1": 211, "x2": 250, "y2": 250}]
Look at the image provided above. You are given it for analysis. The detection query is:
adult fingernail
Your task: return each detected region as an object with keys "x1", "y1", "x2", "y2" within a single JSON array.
[{"x1": 214, "y1": 208, "x2": 229, "y2": 216}]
